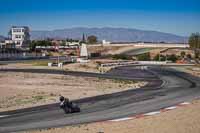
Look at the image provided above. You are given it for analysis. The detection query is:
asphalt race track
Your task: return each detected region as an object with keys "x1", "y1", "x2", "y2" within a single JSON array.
[{"x1": 0, "y1": 66, "x2": 200, "y2": 133}]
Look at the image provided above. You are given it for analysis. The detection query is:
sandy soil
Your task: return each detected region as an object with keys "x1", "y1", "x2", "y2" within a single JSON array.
[
  {"x1": 64, "y1": 60, "x2": 118, "y2": 73},
  {"x1": 4, "y1": 59, "x2": 121, "y2": 73},
  {"x1": 172, "y1": 66, "x2": 200, "y2": 77},
  {"x1": 3, "y1": 60, "x2": 116, "y2": 73},
  {"x1": 0, "y1": 72, "x2": 146, "y2": 112},
  {"x1": 87, "y1": 45, "x2": 137, "y2": 55},
  {"x1": 163, "y1": 49, "x2": 194, "y2": 57},
  {"x1": 87, "y1": 45, "x2": 161, "y2": 56},
  {"x1": 26, "y1": 100, "x2": 200, "y2": 133},
  {"x1": 185, "y1": 66, "x2": 200, "y2": 77},
  {"x1": 64, "y1": 61, "x2": 100, "y2": 73}
]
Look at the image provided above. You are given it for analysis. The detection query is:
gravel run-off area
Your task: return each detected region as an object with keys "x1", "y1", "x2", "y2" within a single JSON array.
[{"x1": 0, "y1": 71, "x2": 146, "y2": 112}]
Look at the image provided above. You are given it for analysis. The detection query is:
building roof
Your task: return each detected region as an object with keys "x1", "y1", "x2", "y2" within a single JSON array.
[{"x1": 11, "y1": 26, "x2": 29, "y2": 29}]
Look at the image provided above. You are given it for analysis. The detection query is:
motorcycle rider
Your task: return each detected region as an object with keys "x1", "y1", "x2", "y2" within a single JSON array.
[
  {"x1": 59, "y1": 95, "x2": 80, "y2": 113},
  {"x1": 59, "y1": 95, "x2": 70, "y2": 108}
]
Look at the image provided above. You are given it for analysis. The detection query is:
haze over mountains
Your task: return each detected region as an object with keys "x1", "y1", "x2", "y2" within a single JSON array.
[
  {"x1": 0, "y1": 27, "x2": 188, "y2": 43},
  {"x1": 0, "y1": 35, "x2": 5, "y2": 41},
  {"x1": 31, "y1": 27, "x2": 188, "y2": 43}
]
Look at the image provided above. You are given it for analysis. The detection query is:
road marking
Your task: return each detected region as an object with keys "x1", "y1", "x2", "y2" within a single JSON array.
[
  {"x1": 107, "y1": 101, "x2": 193, "y2": 123},
  {"x1": 179, "y1": 102, "x2": 191, "y2": 105},
  {"x1": 0, "y1": 115, "x2": 9, "y2": 118},
  {"x1": 164, "y1": 106, "x2": 177, "y2": 110},
  {"x1": 144, "y1": 111, "x2": 161, "y2": 116},
  {"x1": 109, "y1": 117, "x2": 133, "y2": 122},
  {"x1": 135, "y1": 114, "x2": 145, "y2": 118}
]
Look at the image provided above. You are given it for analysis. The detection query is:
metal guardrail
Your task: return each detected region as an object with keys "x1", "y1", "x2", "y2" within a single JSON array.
[
  {"x1": 100, "y1": 61, "x2": 195, "y2": 68},
  {"x1": 137, "y1": 61, "x2": 167, "y2": 65},
  {"x1": 101, "y1": 61, "x2": 137, "y2": 67}
]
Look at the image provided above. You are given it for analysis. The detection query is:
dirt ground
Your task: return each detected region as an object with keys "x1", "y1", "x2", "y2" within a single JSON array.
[
  {"x1": 87, "y1": 45, "x2": 137, "y2": 55},
  {"x1": 3, "y1": 59, "x2": 123, "y2": 73},
  {"x1": 26, "y1": 99, "x2": 200, "y2": 133},
  {"x1": 87, "y1": 45, "x2": 164, "y2": 57},
  {"x1": 64, "y1": 60, "x2": 120, "y2": 73},
  {"x1": 64, "y1": 61, "x2": 101, "y2": 73},
  {"x1": 172, "y1": 66, "x2": 200, "y2": 77},
  {"x1": 0, "y1": 71, "x2": 146, "y2": 112},
  {"x1": 163, "y1": 48, "x2": 194, "y2": 57}
]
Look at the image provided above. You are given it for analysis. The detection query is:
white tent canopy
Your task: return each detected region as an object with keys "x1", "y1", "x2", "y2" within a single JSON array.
[{"x1": 80, "y1": 43, "x2": 88, "y2": 57}]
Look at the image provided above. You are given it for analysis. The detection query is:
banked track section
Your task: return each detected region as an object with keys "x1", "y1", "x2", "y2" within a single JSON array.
[{"x1": 0, "y1": 66, "x2": 200, "y2": 133}]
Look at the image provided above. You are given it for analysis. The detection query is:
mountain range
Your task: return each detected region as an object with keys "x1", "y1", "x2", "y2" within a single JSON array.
[
  {"x1": 0, "y1": 35, "x2": 5, "y2": 41},
  {"x1": 31, "y1": 27, "x2": 188, "y2": 43},
  {"x1": 0, "y1": 28, "x2": 188, "y2": 43}
]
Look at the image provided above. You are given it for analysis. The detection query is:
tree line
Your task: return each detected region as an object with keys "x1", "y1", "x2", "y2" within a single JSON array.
[
  {"x1": 189, "y1": 32, "x2": 200, "y2": 58},
  {"x1": 29, "y1": 35, "x2": 98, "y2": 51}
]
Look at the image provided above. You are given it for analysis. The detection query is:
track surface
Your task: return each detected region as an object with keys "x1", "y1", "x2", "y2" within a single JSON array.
[
  {"x1": 122, "y1": 47, "x2": 156, "y2": 56},
  {"x1": 0, "y1": 66, "x2": 200, "y2": 133}
]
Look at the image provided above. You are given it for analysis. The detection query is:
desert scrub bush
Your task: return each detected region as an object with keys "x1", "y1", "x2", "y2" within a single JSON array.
[{"x1": 112, "y1": 54, "x2": 132, "y2": 60}]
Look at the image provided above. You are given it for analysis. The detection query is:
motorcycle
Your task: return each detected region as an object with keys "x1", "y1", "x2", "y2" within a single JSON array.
[{"x1": 60, "y1": 99, "x2": 80, "y2": 114}]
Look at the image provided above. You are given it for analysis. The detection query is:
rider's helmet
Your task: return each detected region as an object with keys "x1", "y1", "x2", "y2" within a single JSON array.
[{"x1": 59, "y1": 96, "x2": 65, "y2": 102}]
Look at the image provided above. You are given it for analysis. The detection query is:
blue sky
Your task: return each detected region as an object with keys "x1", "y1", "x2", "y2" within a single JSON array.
[{"x1": 0, "y1": 0, "x2": 199, "y2": 36}]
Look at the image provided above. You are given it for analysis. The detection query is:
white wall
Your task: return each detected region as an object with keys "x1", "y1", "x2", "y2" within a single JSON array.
[{"x1": 90, "y1": 43, "x2": 189, "y2": 48}]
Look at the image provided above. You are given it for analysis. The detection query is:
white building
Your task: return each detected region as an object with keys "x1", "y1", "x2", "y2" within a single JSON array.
[
  {"x1": 65, "y1": 41, "x2": 80, "y2": 46},
  {"x1": 134, "y1": 42, "x2": 189, "y2": 48},
  {"x1": 80, "y1": 43, "x2": 88, "y2": 57},
  {"x1": 0, "y1": 42, "x2": 5, "y2": 48},
  {"x1": 0, "y1": 40, "x2": 15, "y2": 49},
  {"x1": 102, "y1": 40, "x2": 111, "y2": 45},
  {"x1": 10, "y1": 26, "x2": 30, "y2": 48}
]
